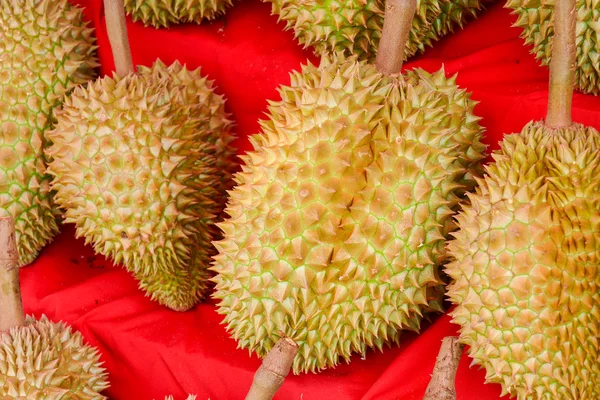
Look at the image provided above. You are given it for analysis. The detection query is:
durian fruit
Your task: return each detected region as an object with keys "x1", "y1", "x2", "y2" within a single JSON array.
[
  {"x1": 0, "y1": 217, "x2": 109, "y2": 398},
  {"x1": 445, "y1": 0, "x2": 600, "y2": 398},
  {"x1": 0, "y1": 0, "x2": 97, "y2": 267},
  {"x1": 505, "y1": 0, "x2": 600, "y2": 95},
  {"x1": 0, "y1": 316, "x2": 110, "y2": 399},
  {"x1": 266, "y1": 0, "x2": 490, "y2": 62},
  {"x1": 211, "y1": 0, "x2": 486, "y2": 374},
  {"x1": 124, "y1": 0, "x2": 235, "y2": 28},
  {"x1": 46, "y1": 0, "x2": 236, "y2": 311}
]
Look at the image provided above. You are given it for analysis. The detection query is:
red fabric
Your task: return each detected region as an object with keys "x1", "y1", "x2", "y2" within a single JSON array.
[{"x1": 20, "y1": 1, "x2": 600, "y2": 399}]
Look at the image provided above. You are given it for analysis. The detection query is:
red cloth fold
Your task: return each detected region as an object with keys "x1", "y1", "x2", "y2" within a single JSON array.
[{"x1": 20, "y1": 0, "x2": 600, "y2": 398}]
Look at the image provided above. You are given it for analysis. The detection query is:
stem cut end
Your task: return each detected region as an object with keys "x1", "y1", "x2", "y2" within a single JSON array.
[
  {"x1": 104, "y1": 0, "x2": 134, "y2": 76},
  {"x1": 545, "y1": 0, "x2": 577, "y2": 128},
  {"x1": 422, "y1": 336, "x2": 464, "y2": 400},
  {"x1": 375, "y1": 0, "x2": 418, "y2": 76},
  {"x1": 245, "y1": 337, "x2": 299, "y2": 400},
  {"x1": 0, "y1": 217, "x2": 25, "y2": 332}
]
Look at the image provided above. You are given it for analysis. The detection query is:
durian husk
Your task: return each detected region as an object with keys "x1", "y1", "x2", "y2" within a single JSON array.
[
  {"x1": 266, "y1": 0, "x2": 489, "y2": 61},
  {"x1": 136, "y1": 60, "x2": 238, "y2": 212},
  {"x1": 0, "y1": 0, "x2": 98, "y2": 267},
  {"x1": 211, "y1": 53, "x2": 487, "y2": 374},
  {"x1": 505, "y1": 0, "x2": 600, "y2": 95},
  {"x1": 0, "y1": 315, "x2": 109, "y2": 399},
  {"x1": 124, "y1": 0, "x2": 234, "y2": 28},
  {"x1": 46, "y1": 60, "x2": 236, "y2": 311},
  {"x1": 445, "y1": 121, "x2": 600, "y2": 399}
]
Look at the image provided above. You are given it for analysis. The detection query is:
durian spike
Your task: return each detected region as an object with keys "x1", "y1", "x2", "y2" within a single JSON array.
[
  {"x1": 545, "y1": 0, "x2": 576, "y2": 128},
  {"x1": 375, "y1": 0, "x2": 417, "y2": 76},
  {"x1": 422, "y1": 336, "x2": 464, "y2": 400},
  {"x1": 0, "y1": 217, "x2": 25, "y2": 332},
  {"x1": 104, "y1": 0, "x2": 134, "y2": 75},
  {"x1": 245, "y1": 337, "x2": 299, "y2": 400}
]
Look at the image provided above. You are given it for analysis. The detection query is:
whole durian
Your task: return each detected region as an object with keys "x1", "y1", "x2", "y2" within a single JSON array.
[
  {"x1": 124, "y1": 0, "x2": 235, "y2": 28},
  {"x1": 0, "y1": 0, "x2": 97, "y2": 267},
  {"x1": 505, "y1": 0, "x2": 600, "y2": 95},
  {"x1": 211, "y1": 0, "x2": 486, "y2": 374},
  {"x1": 0, "y1": 316, "x2": 110, "y2": 399},
  {"x1": 46, "y1": 60, "x2": 235, "y2": 311},
  {"x1": 266, "y1": 0, "x2": 489, "y2": 61},
  {"x1": 445, "y1": 1, "x2": 600, "y2": 398}
]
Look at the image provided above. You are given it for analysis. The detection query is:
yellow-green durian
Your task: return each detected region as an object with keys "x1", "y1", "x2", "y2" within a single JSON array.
[
  {"x1": 0, "y1": 0, "x2": 97, "y2": 267},
  {"x1": 46, "y1": 60, "x2": 235, "y2": 311},
  {"x1": 445, "y1": 122, "x2": 600, "y2": 398},
  {"x1": 265, "y1": 0, "x2": 489, "y2": 61},
  {"x1": 0, "y1": 315, "x2": 109, "y2": 399},
  {"x1": 211, "y1": 53, "x2": 486, "y2": 374},
  {"x1": 505, "y1": 0, "x2": 600, "y2": 95},
  {"x1": 124, "y1": 0, "x2": 235, "y2": 28},
  {"x1": 136, "y1": 60, "x2": 238, "y2": 211}
]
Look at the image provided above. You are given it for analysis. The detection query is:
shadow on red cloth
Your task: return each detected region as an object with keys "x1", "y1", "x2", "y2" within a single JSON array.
[{"x1": 20, "y1": 0, "x2": 600, "y2": 399}]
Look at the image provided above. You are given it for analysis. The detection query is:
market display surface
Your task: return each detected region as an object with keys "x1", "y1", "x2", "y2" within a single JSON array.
[{"x1": 1, "y1": 0, "x2": 600, "y2": 398}]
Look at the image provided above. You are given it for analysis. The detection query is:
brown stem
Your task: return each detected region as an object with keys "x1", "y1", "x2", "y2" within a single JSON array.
[
  {"x1": 245, "y1": 337, "x2": 299, "y2": 400},
  {"x1": 0, "y1": 217, "x2": 25, "y2": 332},
  {"x1": 545, "y1": 0, "x2": 577, "y2": 127},
  {"x1": 422, "y1": 336, "x2": 464, "y2": 400},
  {"x1": 104, "y1": 0, "x2": 134, "y2": 75},
  {"x1": 375, "y1": 0, "x2": 417, "y2": 76}
]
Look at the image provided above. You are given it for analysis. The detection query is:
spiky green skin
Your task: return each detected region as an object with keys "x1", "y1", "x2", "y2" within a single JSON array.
[
  {"x1": 125, "y1": 0, "x2": 234, "y2": 28},
  {"x1": 136, "y1": 61, "x2": 238, "y2": 215},
  {"x1": 446, "y1": 122, "x2": 600, "y2": 399},
  {"x1": 266, "y1": 0, "x2": 487, "y2": 61},
  {"x1": 46, "y1": 60, "x2": 235, "y2": 311},
  {"x1": 0, "y1": 315, "x2": 109, "y2": 399},
  {"x1": 0, "y1": 0, "x2": 97, "y2": 267},
  {"x1": 505, "y1": 0, "x2": 600, "y2": 95},
  {"x1": 211, "y1": 54, "x2": 486, "y2": 374}
]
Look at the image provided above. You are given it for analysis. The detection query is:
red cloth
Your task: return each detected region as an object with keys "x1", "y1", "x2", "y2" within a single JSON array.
[{"x1": 20, "y1": 1, "x2": 600, "y2": 399}]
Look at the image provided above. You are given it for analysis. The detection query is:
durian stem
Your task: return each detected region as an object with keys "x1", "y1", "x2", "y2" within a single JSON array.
[
  {"x1": 422, "y1": 336, "x2": 464, "y2": 400},
  {"x1": 104, "y1": 0, "x2": 134, "y2": 76},
  {"x1": 245, "y1": 337, "x2": 299, "y2": 400},
  {"x1": 545, "y1": 0, "x2": 577, "y2": 128},
  {"x1": 375, "y1": 0, "x2": 417, "y2": 75},
  {"x1": 0, "y1": 217, "x2": 25, "y2": 332}
]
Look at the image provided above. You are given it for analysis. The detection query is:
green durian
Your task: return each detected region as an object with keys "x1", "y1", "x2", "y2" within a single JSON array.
[
  {"x1": 45, "y1": 60, "x2": 236, "y2": 311},
  {"x1": 445, "y1": 1, "x2": 600, "y2": 397},
  {"x1": 136, "y1": 60, "x2": 238, "y2": 209},
  {"x1": 446, "y1": 123, "x2": 600, "y2": 399},
  {"x1": 265, "y1": 0, "x2": 489, "y2": 61},
  {"x1": 0, "y1": 315, "x2": 109, "y2": 399},
  {"x1": 124, "y1": 0, "x2": 235, "y2": 28},
  {"x1": 505, "y1": 0, "x2": 600, "y2": 95},
  {"x1": 0, "y1": 0, "x2": 97, "y2": 267},
  {"x1": 211, "y1": 22, "x2": 487, "y2": 372}
]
